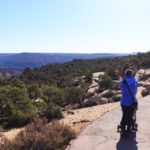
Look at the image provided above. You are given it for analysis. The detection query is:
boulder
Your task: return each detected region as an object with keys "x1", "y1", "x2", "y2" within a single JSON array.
[
  {"x1": 99, "y1": 97, "x2": 109, "y2": 104},
  {"x1": 81, "y1": 98, "x2": 97, "y2": 108},
  {"x1": 98, "y1": 90, "x2": 114, "y2": 98},
  {"x1": 32, "y1": 98, "x2": 43, "y2": 104},
  {"x1": 138, "y1": 81, "x2": 150, "y2": 88},
  {"x1": 141, "y1": 89, "x2": 150, "y2": 97}
]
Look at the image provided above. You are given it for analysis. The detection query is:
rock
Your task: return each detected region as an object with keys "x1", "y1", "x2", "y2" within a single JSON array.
[
  {"x1": 72, "y1": 80, "x2": 79, "y2": 87},
  {"x1": 86, "y1": 92, "x2": 95, "y2": 98},
  {"x1": 89, "y1": 83, "x2": 98, "y2": 88},
  {"x1": 64, "y1": 104, "x2": 80, "y2": 110},
  {"x1": 99, "y1": 97, "x2": 109, "y2": 104},
  {"x1": 94, "y1": 77, "x2": 100, "y2": 82},
  {"x1": 138, "y1": 81, "x2": 150, "y2": 87},
  {"x1": 93, "y1": 72, "x2": 105, "y2": 78},
  {"x1": 141, "y1": 89, "x2": 150, "y2": 97},
  {"x1": 67, "y1": 110, "x2": 75, "y2": 115},
  {"x1": 87, "y1": 87, "x2": 98, "y2": 96},
  {"x1": 32, "y1": 98, "x2": 43, "y2": 103},
  {"x1": 81, "y1": 98, "x2": 97, "y2": 108},
  {"x1": 73, "y1": 119, "x2": 91, "y2": 124},
  {"x1": 98, "y1": 90, "x2": 114, "y2": 98},
  {"x1": 115, "y1": 90, "x2": 121, "y2": 95}
]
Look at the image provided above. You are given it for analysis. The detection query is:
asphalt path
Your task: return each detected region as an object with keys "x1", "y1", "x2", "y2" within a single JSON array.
[{"x1": 67, "y1": 95, "x2": 150, "y2": 150}]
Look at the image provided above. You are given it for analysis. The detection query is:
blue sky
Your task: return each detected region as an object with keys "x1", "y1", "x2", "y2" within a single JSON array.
[{"x1": 0, "y1": 0, "x2": 150, "y2": 53}]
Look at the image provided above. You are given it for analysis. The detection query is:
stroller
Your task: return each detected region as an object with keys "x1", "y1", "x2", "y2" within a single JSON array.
[{"x1": 117, "y1": 105, "x2": 138, "y2": 135}]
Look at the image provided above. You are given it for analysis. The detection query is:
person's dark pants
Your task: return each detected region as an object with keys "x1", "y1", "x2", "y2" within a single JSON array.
[{"x1": 120, "y1": 105, "x2": 134, "y2": 131}]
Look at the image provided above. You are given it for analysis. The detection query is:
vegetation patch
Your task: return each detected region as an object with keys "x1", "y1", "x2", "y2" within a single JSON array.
[{"x1": 0, "y1": 118, "x2": 76, "y2": 150}]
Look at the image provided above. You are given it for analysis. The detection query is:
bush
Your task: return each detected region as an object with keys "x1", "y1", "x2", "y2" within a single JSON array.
[
  {"x1": 111, "y1": 82, "x2": 120, "y2": 90},
  {"x1": 41, "y1": 85, "x2": 58, "y2": 101},
  {"x1": 0, "y1": 86, "x2": 36, "y2": 127},
  {"x1": 0, "y1": 125, "x2": 2, "y2": 132},
  {"x1": 99, "y1": 75, "x2": 113, "y2": 89},
  {"x1": 43, "y1": 102, "x2": 63, "y2": 121},
  {"x1": 28, "y1": 83, "x2": 43, "y2": 99},
  {"x1": 47, "y1": 89, "x2": 65, "y2": 107},
  {"x1": 85, "y1": 72, "x2": 92, "y2": 83},
  {"x1": 113, "y1": 95, "x2": 121, "y2": 102},
  {"x1": 0, "y1": 118, "x2": 76, "y2": 150},
  {"x1": 106, "y1": 67, "x2": 119, "y2": 80},
  {"x1": 64, "y1": 87, "x2": 86, "y2": 105},
  {"x1": 8, "y1": 110, "x2": 35, "y2": 127}
]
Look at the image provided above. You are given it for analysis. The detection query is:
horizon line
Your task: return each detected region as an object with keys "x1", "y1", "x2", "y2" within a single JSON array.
[{"x1": 0, "y1": 51, "x2": 138, "y2": 54}]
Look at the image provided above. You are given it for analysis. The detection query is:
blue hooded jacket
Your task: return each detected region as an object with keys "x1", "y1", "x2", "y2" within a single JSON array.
[{"x1": 120, "y1": 76, "x2": 138, "y2": 106}]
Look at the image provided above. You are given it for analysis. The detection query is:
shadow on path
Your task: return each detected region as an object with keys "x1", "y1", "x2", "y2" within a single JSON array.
[{"x1": 116, "y1": 132, "x2": 138, "y2": 150}]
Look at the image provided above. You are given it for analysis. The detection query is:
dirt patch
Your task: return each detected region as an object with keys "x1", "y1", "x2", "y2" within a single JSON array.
[{"x1": 60, "y1": 102, "x2": 119, "y2": 134}]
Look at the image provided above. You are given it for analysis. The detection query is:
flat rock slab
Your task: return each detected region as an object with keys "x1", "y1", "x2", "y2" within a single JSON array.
[{"x1": 67, "y1": 95, "x2": 150, "y2": 150}]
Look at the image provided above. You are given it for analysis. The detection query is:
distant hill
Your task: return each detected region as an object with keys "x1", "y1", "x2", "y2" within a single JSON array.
[
  {"x1": 0, "y1": 53, "x2": 129, "y2": 69},
  {"x1": 0, "y1": 68, "x2": 23, "y2": 78}
]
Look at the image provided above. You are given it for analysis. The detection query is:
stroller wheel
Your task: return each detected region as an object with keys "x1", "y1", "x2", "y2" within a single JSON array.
[
  {"x1": 134, "y1": 123, "x2": 138, "y2": 131},
  {"x1": 117, "y1": 125, "x2": 122, "y2": 133},
  {"x1": 131, "y1": 123, "x2": 138, "y2": 132}
]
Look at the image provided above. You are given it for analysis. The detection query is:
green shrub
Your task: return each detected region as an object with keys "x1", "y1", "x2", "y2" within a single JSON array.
[
  {"x1": 111, "y1": 82, "x2": 120, "y2": 90},
  {"x1": 0, "y1": 125, "x2": 3, "y2": 132},
  {"x1": 8, "y1": 110, "x2": 35, "y2": 127},
  {"x1": 44, "y1": 102, "x2": 63, "y2": 121},
  {"x1": 85, "y1": 72, "x2": 92, "y2": 83},
  {"x1": 47, "y1": 89, "x2": 65, "y2": 106},
  {"x1": 41, "y1": 85, "x2": 58, "y2": 100},
  {"x1": 113, "y1": 95, "x2": 121, "y2": 102},
  {"x1": 99, "y1": 75, "x2": 113, "y2": 89},
  {"x1": 0, "y1": 86, "x2": 36, "y2": 127},
  {"x1": 28, "y1": 83, "x2": 43, "y2": 99},
  {"x1": 106, "y1": 67, "x2": 119, "y2": 80},
  {"x1": 64, "y1": 87, "x2": 86, "y2": 105}
]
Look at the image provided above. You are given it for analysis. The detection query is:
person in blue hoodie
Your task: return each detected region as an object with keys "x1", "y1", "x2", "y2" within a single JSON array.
[{"x1": 120, "y1": 69, "x2": 138, "y2": 132}]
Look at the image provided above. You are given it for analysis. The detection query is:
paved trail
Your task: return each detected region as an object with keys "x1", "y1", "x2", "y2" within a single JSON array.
[{"x1": 67, "y1": 95, "x2": 150, "y2": 150}]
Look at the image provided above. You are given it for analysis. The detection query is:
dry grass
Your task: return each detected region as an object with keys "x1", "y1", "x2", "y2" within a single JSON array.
[{"x1": 0, "y1": 118, "x2": 76, "y2": 150}]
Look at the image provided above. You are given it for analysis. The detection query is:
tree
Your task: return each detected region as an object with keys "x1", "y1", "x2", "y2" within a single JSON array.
[
  {"x1": 0, "y1": 86, "x2": 36, "y2": 127},
  {"x1": 28, "y1": 83, "x2": 43, "y2": 99},
  {"x1": 85, "y1": 72, "x2": 92, "y2": 83},
  {"x1": 99, "y1": 75, "x2": 113, "y2": 89},
  {"x1": 64, "y1": 87, "x2": 86, "y2": 105},
  {"x1": 43, "y1": 102, "x2": 63, "y2": 121},
  {"x1": 106, "y1": 67, "x2": 119, "y2": 80}
]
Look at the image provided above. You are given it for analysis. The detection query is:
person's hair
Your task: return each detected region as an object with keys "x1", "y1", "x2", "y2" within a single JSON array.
[{"x1": 125, "y1": 69, "x2": 133, "y2": 76}]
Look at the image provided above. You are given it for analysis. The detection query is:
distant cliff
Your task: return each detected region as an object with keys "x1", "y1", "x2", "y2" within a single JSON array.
[{"x1": 0, "y1": 53, "x2": 129, "y2": 69}]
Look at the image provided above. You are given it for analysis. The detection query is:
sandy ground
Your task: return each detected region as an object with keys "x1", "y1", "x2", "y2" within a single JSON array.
[
  {"x1": 60, "y1": 102, "x2": 119, "y2": 134},
  {"x1": 0, "y1": 85, "x2": 145, "y2": 141}
]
